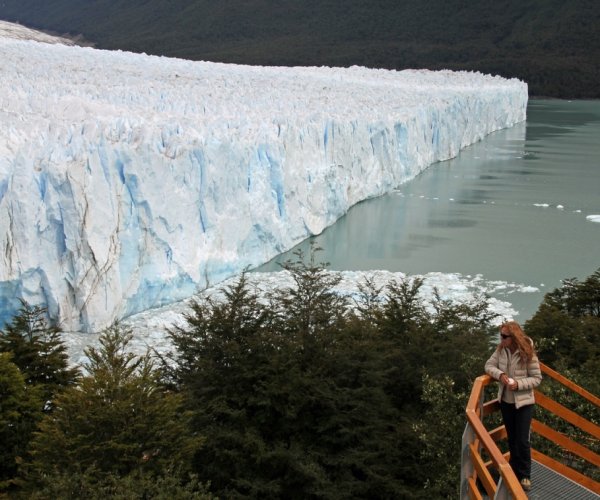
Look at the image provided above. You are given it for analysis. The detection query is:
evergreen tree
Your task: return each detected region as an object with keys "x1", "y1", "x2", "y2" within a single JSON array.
[
  {"x1": 0, "y1": 353, "x2": 43, "y2": 492},
  {"x1": 541, "y1": 269, "x2": 600, "y2": 318},
  {"x1": 377, "y1": 276, "x2": 427, "y2": 338},
  {"x1": 524, "y1": 268, "x2": 600, "y2": 481},
  {"x1": 168, "y1": 252, "x2": 415, "y2": 498},
  {"x1": 164, "y1": 270, "x2": 271, "y2": 387},
  {"x1": 25, "y1": 468, "x2": 213, "y2": 500},
  {"x1": 525, "y1": 268, "x2": 600, "y2": 393},
  {"x1": 24, "y1": 323, "x2": 201, "y2": 493},
  {"x1": 0, "y1": 300, "x2": 79, "y2": 404},
  {"x1": 374, "y1": 279, "x2": 495, "y2": 403},
  {"x1": 414, "y1": 374, "x2": 471, "y2": 499},
  {"x1": 270, "y1": 247, "x2": 348, "y2": 338},
  {"x1": 350, "y1": 274, "x2": 494, "y2": 496}
]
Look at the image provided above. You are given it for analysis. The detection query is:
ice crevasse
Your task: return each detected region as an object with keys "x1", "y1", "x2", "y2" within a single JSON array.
[{"x1": 0, "y1": 34, "x2": 528, "y2": 332}]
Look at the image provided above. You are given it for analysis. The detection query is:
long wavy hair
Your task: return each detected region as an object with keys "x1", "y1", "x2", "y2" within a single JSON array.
[{"x1": 498, "y1": 321, "x2": 535, "y2": 362}]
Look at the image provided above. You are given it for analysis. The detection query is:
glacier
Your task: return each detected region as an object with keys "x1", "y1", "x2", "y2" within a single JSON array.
[
  {"x1": 0, "y1": 24, "x2": 528, "y2": 332},
  {"x1": 64, "y1": 269, "x2": 538, "y2": 365}
]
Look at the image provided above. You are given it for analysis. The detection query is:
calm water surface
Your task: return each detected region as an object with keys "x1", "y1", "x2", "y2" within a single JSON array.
[{"x1": 257, "y1": 100, "x2": 600, "y2": 322}]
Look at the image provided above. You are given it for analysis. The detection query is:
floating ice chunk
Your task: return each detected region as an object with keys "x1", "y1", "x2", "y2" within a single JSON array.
[
  {"x1": 556, "y1": 205, "x2": 564, "y2": 210},
  {"x1": 534, "y1": 203, "x2": 550, "y2": 207},
  {"x1": 61, "y1": 269, "x2": 529, "y2": 362},
  {"x1": 586, "y1": 215, "x2": 600, "y2": 223}
]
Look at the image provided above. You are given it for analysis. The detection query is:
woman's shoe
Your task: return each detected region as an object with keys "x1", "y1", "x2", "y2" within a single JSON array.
[{"x1": 520, "y1": 478, "x2": 531, "y2": 491}]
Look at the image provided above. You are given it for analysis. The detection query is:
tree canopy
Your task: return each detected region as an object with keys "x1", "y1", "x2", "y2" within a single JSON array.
[
  {"x1": 1, "y1": 256, "x2": 598, "y2": 498},
  {"x1": 162, "y1": 249, "x2": 496, "y2": 497},
  {"x1": 24, "y1": 324, "x2": 203, "y2": 494}
]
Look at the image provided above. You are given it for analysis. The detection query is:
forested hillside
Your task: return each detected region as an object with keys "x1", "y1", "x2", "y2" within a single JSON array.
[{"x1": 1, "y1": 0, "x2": 598, "y2": 98}]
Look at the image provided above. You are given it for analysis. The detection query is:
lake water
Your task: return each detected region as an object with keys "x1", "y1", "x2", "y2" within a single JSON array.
[
  {"x1": 256, "y1": 100, "x2": 600, "y2": 322},
  {"x1": 63, "y1": 99, "x2": 599, "y2": 361}
]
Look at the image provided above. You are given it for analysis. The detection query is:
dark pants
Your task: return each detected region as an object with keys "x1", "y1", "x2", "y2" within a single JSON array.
[{"x1": 500, "y1": 401, "x2": 534, "y2": 480}]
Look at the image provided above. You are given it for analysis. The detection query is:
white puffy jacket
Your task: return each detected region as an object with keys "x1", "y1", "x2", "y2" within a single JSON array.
[{"x1": 485, "y1": 345, "x2": 542, "y2": 409}]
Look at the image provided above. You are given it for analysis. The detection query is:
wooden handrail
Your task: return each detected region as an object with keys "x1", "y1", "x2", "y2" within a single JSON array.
[
  {"x1": 534, "y1": 390, "x2": 600, "y2": 440},
  {"x1": 540, "y1": 363, "x2": 600, "y2": 407},
  {"x1": 464, "y1": 374, "x2": 526, "y2": 499},
  {"x1": 470, "y1": 442, "x2": 497, "y2": 497},
  {"x1": 532, "y1": 449, "x2": 600, "y2": 495},
  {"x1": 463, "y1": 361, "x2": 600, "y2": 499},
  {"x1": 531, "y1": 419, "x2": 600, "y2": 467}
]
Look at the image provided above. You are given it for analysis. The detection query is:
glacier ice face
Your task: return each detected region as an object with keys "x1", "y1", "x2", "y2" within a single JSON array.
[{"x1": 0, "y1": 31, "x2": 528, "y2": 332}]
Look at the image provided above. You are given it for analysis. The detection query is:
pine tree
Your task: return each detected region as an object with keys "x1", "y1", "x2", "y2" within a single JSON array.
[
  {"x1": 524, "y1": 269, "x2": 600, "y2": 481},
  {"x1": 24, "y1": 323, "x2": 201, "y2": 492},
  {"x1": 414, "y1": 374, "x2": 471, "y2": 499},
  {"x1": 0, "y1": 353, "x2": 43, "y2": 492},
  {"x1": 0, "y1": 300, "x2": 79, "y2": 404},
  {"x1": 526, "y1": 268, "x2": 600, "y2": 393},
  {"x1": 271, "y1": 247, "x2": 347, "y2": 338},
  {"x1": 168, "y1": 251, "x2": 415, "y2": 498},
  {"x1": 25, "y1": 468, "x2": 213, "y2": 499}
]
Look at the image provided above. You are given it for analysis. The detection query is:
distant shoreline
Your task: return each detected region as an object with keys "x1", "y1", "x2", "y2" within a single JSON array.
[{"x1": 529, "y1": 95, "x2": 600, "y2": 101}]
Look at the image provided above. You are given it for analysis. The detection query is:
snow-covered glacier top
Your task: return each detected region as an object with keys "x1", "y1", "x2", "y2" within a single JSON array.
[
  {"x1": 0, "y1": 20, "x2": 78, "y2": 45},
  {"x1": 0, "y1": 25, "x2": 527, "y2": 332}
]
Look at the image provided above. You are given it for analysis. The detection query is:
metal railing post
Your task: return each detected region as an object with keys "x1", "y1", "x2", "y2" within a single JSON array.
[
  {"x1": 460, "y1": 422, "x2": 476, "y2": 499},
  {"x1": 494, "y1": 478, "x2": 512, "y2": 500}
]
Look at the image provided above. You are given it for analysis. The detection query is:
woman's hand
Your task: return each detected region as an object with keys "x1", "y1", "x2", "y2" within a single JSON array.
[{"x1": 499, "y1": 374, "x2": 518, "y2": 391}]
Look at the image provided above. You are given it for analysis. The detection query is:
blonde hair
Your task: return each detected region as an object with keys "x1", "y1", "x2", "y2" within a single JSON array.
[{"x1": 499, "y1": 321, "x2": 535, "y2": 362}]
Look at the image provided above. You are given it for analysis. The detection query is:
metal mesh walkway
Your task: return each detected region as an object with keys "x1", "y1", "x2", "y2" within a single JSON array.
[{"x1": 526, "y1": 461, "x2": 599, "y2": 499}]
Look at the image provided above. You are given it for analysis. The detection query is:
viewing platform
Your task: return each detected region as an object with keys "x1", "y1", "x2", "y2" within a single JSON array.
[{"x1": 461, "y1": 363, "x2": 599, "y2": 499}]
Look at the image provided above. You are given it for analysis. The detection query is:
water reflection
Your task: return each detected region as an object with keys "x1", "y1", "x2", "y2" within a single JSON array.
[
  {"x1": 428, "y1": 218, "x2": 477, "y2": 229},
  {"x1": 525, "y1": 100, "x2": 600, "y2": 141},
  {"x1": 255, "y1": 100, "x2": 600, "y2": 321}
]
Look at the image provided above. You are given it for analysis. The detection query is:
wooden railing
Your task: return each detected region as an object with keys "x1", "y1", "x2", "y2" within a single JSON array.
[{"x1": 461, "y1": 362, "x2": 600, "y2": 499}]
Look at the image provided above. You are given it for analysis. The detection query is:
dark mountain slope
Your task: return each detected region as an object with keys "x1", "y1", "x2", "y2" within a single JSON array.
[{"x1": 1, "y1": 0, "x2": 598, "y2": 97}]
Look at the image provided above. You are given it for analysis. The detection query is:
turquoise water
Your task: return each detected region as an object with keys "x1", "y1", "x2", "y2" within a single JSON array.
[{"x1": 256, "y1": 100, "x2": 600, "y2": 322}]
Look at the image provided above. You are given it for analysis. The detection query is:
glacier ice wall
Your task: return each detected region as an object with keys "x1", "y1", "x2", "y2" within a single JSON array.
[{"x1": 0, "y1": 35, "x2": 528, "y2": 332}]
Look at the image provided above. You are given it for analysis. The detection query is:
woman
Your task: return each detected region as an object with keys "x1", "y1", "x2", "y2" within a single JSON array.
[{"x1": 485, "y1": 321, "x2": 542, "y2": 492}]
